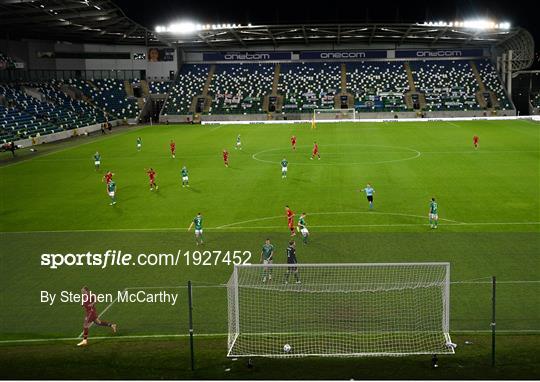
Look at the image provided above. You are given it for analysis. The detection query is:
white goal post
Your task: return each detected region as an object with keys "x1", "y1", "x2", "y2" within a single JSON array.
[
  {"x1": 313, "y1": 108, "x2": 356, "y2": 121},
  {"x1": 227, "y1": 263, "x2": 453, "y2": 358}
]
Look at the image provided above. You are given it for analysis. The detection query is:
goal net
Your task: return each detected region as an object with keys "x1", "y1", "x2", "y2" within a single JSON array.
[
  {"x1": 227, "y1": 263, "x2": 453, "y2": 358},
  {"x1": 313, "y1": 108, "x2": 356, "y2": 121}
]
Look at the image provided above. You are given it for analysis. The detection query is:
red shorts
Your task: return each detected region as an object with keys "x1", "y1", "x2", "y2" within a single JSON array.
[
  {"x1": 313, "y1": 150, "x2": 318, "y2": 155},
  {"x1": 149, "y1": 178, "x2": 155, "y2": 183},
  {"x1": 292, "y1": 141, "x2": 296, "y2": 145},
  {"x1": 223, "y1": 157, "x2": 228, "y2": 162},
  {"x1": 85, "y1": 311, "x2": 98, "y2": 323},
  {"x1": 288, "y1": 220, "x2": 294, "y2": 229}
]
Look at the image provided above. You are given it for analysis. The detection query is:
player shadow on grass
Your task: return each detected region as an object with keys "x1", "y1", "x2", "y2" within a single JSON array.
[
  {"x1": 288, "y1": 176, "x2": 311, "y2": 184},
  {"x1": 186, "y1": 187, "x2": 201, "y2": 193}
]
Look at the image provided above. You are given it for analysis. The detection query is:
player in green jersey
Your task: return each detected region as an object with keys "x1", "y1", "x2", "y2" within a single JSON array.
[
  {"x1": 235, "y1": 134, "x2": 242, "y2": 150},
  {"x1": 94, "y1": 152, "x2": 101, "y2": 171},
  {"x1": 281, "y1": 158, "x2": 288, "y2": 178},
  {"x1": 429, "y1": 197, "x2": 439, "y2": 229},
  {"x1": 297, "y1": 212, "x2": 309, "y2": 244},
  {"x1": 136, "y1": 137, "x2": 142, "y2": 151},
  {"x1": 188, "y1": 213, "x2": 204, "y2": 245},
  {"x1": 260, "y1": 238, "x2": 275, "y2": 282},
  {"x1": 107, "y1": 180, "x2": 116, "y2": 206},
  {"x1": 181, "y1": 166, "x2": 189, "y2": 187}
]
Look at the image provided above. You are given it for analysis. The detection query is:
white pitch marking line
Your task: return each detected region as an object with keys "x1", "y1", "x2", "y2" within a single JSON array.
[
  {"x1": 216, "y1": 211, "x2": 463, "y2": 229},
  {"x1": 217, "y1": 222, "x2": 540, "y2": 229},
  {"x1": 0, "y1": 125, "x2": 150, "y2": 169},
  {"x1": 251, "y1": 144, "x2": 422, "y2": 166},
  {"x1": 3, "y1": 221, "x2": 540, "y2": 234},
  {"x1": 3, "y1": 329, "x2": 540, "y2": 345}
]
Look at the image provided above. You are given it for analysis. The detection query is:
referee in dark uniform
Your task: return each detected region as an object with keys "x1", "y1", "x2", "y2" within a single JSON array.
[{"x1": 285, "y1": 240, "x2": 301, "y2": 284}]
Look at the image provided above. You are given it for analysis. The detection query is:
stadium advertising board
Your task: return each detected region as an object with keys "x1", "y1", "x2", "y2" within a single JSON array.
[
  {"x1": 202, "y1": 51, "x2": 292, "y2": 61},
  {"x1": 299, "y1": 50, "x2": 387, "y2": 60},
  {"x1": 395, "y1": 48, "x2": 484, "y2": 58}
]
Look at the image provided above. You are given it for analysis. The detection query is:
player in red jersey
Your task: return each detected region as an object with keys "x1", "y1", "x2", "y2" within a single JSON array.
[
  {"x1": 310, "y1": 141, "x2": 320, "y2": 160},
  {"x1": 223, "y1": 149, "x2": 229, "y2": 167},
  {"x1": 170, "y1": 140, "x2": 176, "y2": 158},
  {"x1": 291, "y1": 135, "x2": 297, "y2": 150},
  {"x1": 473, "y1": 135, "x2": 479, "y2": 150},
  {"x1": 102, "y1": 170, "x2": 114, "y2": 185},
  {"x1": 77, "y1": 286, "x2": 117, "y2": 347},
  {"x1": 285, "y1": 205, "x2": 296, "y2": 236},
  {"x1": 146, "y1": 167, "x2": 158, "y2": 190}
]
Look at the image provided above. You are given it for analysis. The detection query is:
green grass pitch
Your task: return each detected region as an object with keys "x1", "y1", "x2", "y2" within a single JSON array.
[{"x1": 0, "y1": 120, "x2": 539, "y2": 379}]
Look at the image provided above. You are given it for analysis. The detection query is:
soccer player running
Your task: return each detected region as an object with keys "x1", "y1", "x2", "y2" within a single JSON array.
[
  {"x1": 281, "y1": 158, "x2": 288, "y2": 179},
  {"x1": 94, "y1": 151, "x2": 101, "y2": 171},
  {"x1": 188, "y1": 212, "x2": 204, "y2": 245},
  {"x1": 310, "y1": 141, "x2": 320, "y2": 160},
  {"x1": 361, "y1": 183, "x2": 375, "y2": 210},
  {"x1": 136, "y1": 136, "x2": 142, "y2": 151},
  {"x1": 297, "y1": 212, "x2": 309, "y2": 244},
  {"x1": 107, "y1": 179, "x2": 117, "y2": 205},
  {"x1": 285, "y1": 205, "x2": 296, "y2": 236},
  {"x1": 235, "y1": 134, "x2": 242, "y2": 150},
  {"x1": 429, "y1": 197, "x2": 439, "y2": 229},
  {"x1": 181, "y1": 165, "x2": 189, "y2": 187},
  {"x1": 285, "y1": 240, "x2": 300, "y2": 284},
  {"x1": 260, "y1": 238, "x2": 275, "y2": 283},
  {"x1": 170, "y1": 140, "x2": 176, "y2": 158},
  {"x1": 146, "y1": 168, "x2": 158, "y2": 191},
  {"x1": 223, "y1": 149, "x2": 229, "y2": 167},
  {"x1": 102, "y1": 170, "x2": 114, "y2": 185},
  {"x1": 77, "y1": 286, "x2": 117, "y2": 347},
  {"x1": 291, "y1": 135, "x2": 297, "y2": 150},
  {"x1": 473, "y1": 135, "x2": 479, "y2": 150}
]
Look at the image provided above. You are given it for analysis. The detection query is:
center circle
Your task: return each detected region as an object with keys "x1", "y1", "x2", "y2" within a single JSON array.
[{"x1": 252, "y1": 144, "x2": 421, "y2": 165}]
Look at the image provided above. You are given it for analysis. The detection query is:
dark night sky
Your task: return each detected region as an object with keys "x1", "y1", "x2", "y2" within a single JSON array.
[{"x1": 114, "y1": 0, "x2": 538, "y2": 43}]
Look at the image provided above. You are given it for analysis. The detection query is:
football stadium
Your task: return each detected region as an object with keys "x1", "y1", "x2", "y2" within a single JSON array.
[{"x1": 0, "y1": 0, "x2": 539, "y2": 379}]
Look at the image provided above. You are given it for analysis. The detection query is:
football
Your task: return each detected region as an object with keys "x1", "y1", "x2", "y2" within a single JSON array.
[{"x1": 283, "y1": 344, "x2": 292, "y2": 353}]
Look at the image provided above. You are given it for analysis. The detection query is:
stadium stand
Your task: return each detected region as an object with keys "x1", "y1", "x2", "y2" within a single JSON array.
[
  {"x1": 163, "y1": 64, "x2": 209, "y2": 115},
  {"x1": 66, "y1": 78, "x2": 139, "y2": 119},
  {"x1": 533, "y1": 93, "x2": 540, "y2": 108},
  {"x1": 0, "y1": 51, "x2": 16, "y2": 69},
  {"x1": 410, "y1": 60, "x2": 480, "y2": 111},
  {"x1": 0, "y1": 81, "x2": 110, "y2": 143},
  {"x1": 346, "y1": 62, "x2": 410, "y2": 112},
  {"x1": 278, "y1": 63, "x2": 341, "y2": 112},
  {"x1": 207, "y1": 63, "x2": 274, "y2": 114},
  {"x1": 149, "y1": 80, "x2": 171, "y2": 94},
  {"x1": 36, "y1": 80, "x2": 107, "y2": 125},
  {"x1": 475, "y1": 59, "x2": 513, "y2": 110},
  {"x1": 0, "y1": 104, "x2": 59, "y2": 143}
]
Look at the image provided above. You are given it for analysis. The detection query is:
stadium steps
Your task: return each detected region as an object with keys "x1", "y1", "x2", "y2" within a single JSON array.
[
  {"x1": 470, "y1": 61, "x2": 501, "y2": 111},
  {"x1": 271, "y1": 63, "x2": 281, "y2": 95},
  {"x1": 404, "y1": 62, "x2": 416, "y2": 92},
  {"x1": 403, "y1": 62, "x2": 427, "y2": 110},
  {"x1": 86, "y1": 80, "x2": 98, "y2": 90},
  {"x1": 470, "y1": 61, "x2": 486, "y2": 92},
  {"x1": 263, "y1": 63, "x2": 282, "y2": 114},
  {"x1": 124, "y1": 80, "x2": 134, "y2": 97},
  {"x1": 190, "y1": 64, "x2": 215, "y2": 116},
  {"x1": 140, "y1": 80, "x2": 150, "y2": 97},
  {"x1": 340, "y1": 63, "x2": 347, "y2": 92},
  {"x1": 202, "y1": 65, "x2": 216, "y2": 97},
  {"x1": 336, "y1": 64, "x2": 354, "y2": 109}
]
